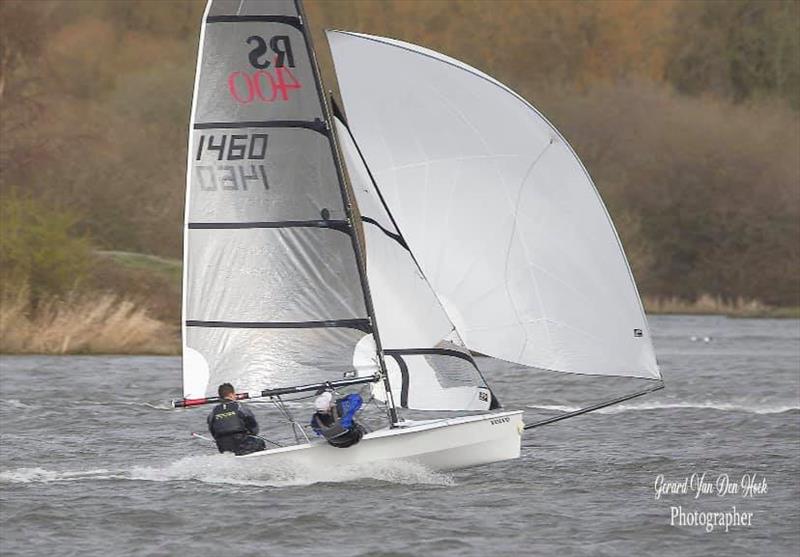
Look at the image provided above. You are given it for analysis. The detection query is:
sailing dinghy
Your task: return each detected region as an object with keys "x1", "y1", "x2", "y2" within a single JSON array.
[{"x1": 172, "y1": 0, "x2": 663, "y2": 472}]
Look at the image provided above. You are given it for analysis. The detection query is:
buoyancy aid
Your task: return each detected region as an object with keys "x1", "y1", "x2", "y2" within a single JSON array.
[
  {"x1": 311, "y1": 396, "x2": 365, "y2": 448},
  {"x1": 210, "y1": 401, "x2": 248, "y2": 438},
  {"x1": 312, "y1": 400, "x2": 350, "y2": 440}
]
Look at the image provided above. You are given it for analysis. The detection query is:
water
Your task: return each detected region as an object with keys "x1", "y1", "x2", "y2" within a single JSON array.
[{"x1": 1, "y1": 316, "x2": 798, "y2": 556}]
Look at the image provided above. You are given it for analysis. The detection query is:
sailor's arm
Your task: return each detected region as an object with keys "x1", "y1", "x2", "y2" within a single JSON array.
[
  {"x1": 310, "y1": 414, "x2": 323, "y2": 436},
  {"x1": 339, "y1": 394, "x2": 363, "y2": 429},
  {"x1": 238, "y1": 404, "x2": 259, "y2": 435}
]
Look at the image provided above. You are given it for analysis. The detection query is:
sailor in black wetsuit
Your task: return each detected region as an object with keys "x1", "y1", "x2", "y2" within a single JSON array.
[{"x1": 207, "y1": 383, "x2": 266, "y2": 456}]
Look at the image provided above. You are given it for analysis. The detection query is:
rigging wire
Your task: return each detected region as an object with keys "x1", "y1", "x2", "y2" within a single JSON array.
[{"x1": 270, "y1": 395, "x2": 310, "y2": 444}]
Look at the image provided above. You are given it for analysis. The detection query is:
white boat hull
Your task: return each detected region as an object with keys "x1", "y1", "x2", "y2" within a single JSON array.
[{"x1": 238, "y1": 410, "x2": 524, "y2": 471}]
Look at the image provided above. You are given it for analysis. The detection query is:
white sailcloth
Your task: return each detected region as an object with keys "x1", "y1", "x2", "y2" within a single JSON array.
[
  {"x1": 181, "y1": 2, "x2": 380, "y2": 399},
  {"x1": 328, "y1": 31, "x2": 660, "y2": 380},
  {"x1": 335, "y1": 116, "x2": 493, "y2": 411}
]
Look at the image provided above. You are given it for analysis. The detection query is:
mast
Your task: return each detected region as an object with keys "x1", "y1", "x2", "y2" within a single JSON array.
[{"x1": 294, "y1": 0, "x2": 398, "y2": 425}]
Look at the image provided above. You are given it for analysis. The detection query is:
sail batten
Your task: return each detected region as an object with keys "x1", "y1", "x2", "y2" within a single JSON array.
[
  {"x1": 186, "y1": 319, "x2": 372, "y2": 331},
  {"x1": 193, "y1": 120, "x2": 327, "y2": 132}
]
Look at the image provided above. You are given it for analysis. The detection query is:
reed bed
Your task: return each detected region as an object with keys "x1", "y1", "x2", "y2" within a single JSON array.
[
  {"x1": 1, "y1": 290, "x2": 794, "y2": 356},
  {"x1": 643, "y1": 294, "x2": 799, "y2": 318},
  {"x1": 0, "y1": 292, "x2": 179, "y2": 354}
]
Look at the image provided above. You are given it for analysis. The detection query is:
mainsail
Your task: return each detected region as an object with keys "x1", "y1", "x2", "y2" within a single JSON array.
[
  {"x1": 328, "y1": 31, "x2": 661, "y2": 381},
  {"x1": 181, "y1": 1, "x2": 389, "y2": 402},
  {"x1": 335, "y1": 113, "x2": 495, "y2": 411}
]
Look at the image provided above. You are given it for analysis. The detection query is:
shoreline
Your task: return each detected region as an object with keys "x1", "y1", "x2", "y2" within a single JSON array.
[
  {"x1": 644, "y1": 308, "x2": 800, "y2": 319},
  {"x1": 1, "y1": 310, "x2": 797, "y2": 357}
]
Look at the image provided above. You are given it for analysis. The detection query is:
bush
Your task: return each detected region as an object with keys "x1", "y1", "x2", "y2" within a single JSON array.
[
  {"x1": 0, "y1": 190, "x2": 92, "y2": 302},
  {"x1": 0, "y1": 290, "x2": 178, "y2": 354},
  {"x1": 531, "y1": 82, "x2": 800, "y2": 306}
]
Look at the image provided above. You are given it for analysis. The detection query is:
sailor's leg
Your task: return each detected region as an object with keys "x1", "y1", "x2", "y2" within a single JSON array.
[{"x1": 235, "y1": 435, "x2": 267, "y2": 455}]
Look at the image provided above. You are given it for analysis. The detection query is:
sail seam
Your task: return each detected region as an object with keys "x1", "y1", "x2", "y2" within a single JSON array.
[{"x1": 504, "y1": 142, "x2": 554, "y2": 364}]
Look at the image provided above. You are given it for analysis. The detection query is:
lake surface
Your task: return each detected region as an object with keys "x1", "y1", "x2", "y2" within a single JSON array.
[{"x1": 1, "y1": 316, "x2": 798, "y2": 556}]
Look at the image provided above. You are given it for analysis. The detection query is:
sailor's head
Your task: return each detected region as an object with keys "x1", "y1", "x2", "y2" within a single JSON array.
[
  {"x1": 218, "y1": 383, "x2": 236, "y2": 400},
  {"x1": 314, "y1": 391, "x2": 333, "y2": 413}
]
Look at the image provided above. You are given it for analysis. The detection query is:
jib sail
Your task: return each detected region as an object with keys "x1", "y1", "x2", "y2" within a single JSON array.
[{"x1": 336, "y1": 113, "x2": 496, "y2": 411}]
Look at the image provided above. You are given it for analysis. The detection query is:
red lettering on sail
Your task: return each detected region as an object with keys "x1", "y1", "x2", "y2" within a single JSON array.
[
  {"x1": 227, "y1": 71, "x2": 254, "y2": 104},
  {"x1": 274, "y1": 66, "x2": 302, "y2": 101},
  {"x1": 227, "y1": 69, "x2": 302, "y2": 104},
  {"x1": 253, "y1": 70, "x2": 278, "y2": 102}
]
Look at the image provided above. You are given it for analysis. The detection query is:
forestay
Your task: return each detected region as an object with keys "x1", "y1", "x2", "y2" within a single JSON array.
[
  {"x1": 181, "y1": 1, "x2": 379, "y2": 399},
  {"x1": 335, "y1": 115, "x2": 494, "y2": 411},
  {"x1": 328, "y1": 31, "x2": 660, "y2": 380}
]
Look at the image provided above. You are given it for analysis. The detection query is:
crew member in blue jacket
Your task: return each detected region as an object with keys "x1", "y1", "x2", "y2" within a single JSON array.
[
  {"x1": 207, "y1": 383, "x2": 266, "y2": 455},
  {"x1": 310, "y1": 391, "x2": 366, "y2": 448}
]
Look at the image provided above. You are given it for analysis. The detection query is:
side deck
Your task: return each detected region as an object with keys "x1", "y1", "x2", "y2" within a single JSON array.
[{"x1": 237, "y1": 410, "x2": 525, "y2": 471}]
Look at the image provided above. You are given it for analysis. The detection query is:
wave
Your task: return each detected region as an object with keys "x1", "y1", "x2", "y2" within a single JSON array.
[
  {"x1": 0, "y1": 399, "x2": 178, "y2": 413},
  {"x1": 526, "y1": 401, "x2": 800, "y2": 415},
  {"x1": 132, "y1": 455, "x2": 454, "y2": 487},
  {"x1": 0, "y1": 467, "x2": 127, "y2": 483},
  {"x1": 35, "y1": 399, "x2": 311, "y2": 411},
  {"x1": 6, "y1": 399, "x2": 34, "y2": 410},
  {"x1": 0, "y1": 457, "x2": 454, "y2": 488}
]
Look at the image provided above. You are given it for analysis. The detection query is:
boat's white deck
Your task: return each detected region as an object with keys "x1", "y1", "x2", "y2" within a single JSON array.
[
  {"x1": 372, "y1": 409, "x2": 523, "y2": 438},
  {"x1": 238, "y1": 409, "x2": 523, "y2": 458}
]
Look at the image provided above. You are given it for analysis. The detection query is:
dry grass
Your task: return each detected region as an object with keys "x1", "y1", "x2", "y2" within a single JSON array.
[
  {"x1": 644, "y1": 294, "x2": 800, "y2": 318},
  {"x1": 1, "y1": 287, "x2": 794, "y2": 356},
  {"x1": 0, "y1": 291, "x2": 179, "y2": 354}
]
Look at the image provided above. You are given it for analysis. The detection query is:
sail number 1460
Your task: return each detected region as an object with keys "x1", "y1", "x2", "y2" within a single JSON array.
[{"x1": 194, "y1": 133, "x2": 269, "y2": 192}]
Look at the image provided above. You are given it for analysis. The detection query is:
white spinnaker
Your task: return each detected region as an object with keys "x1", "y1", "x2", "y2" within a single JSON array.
[
  {"x1": 328, "y1": 31, "x2": 660, "y2": 380},
  {"x1": 336, "y1": 117, "x2": 491, "y2": 411}
]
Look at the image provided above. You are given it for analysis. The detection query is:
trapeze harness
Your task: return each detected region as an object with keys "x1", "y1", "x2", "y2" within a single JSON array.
[{"x1": 311, "y1": 395, "x2": 365, "y2": 448}]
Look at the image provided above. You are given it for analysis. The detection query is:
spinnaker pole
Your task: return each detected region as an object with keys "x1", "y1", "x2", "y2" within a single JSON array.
[
  {"x1": 172, "y1": 373, "x2": 381, "y2": 408},
  {"x1": 295, "y1": 0, "x2": 399, "y2": 425},
  {"x1": 523, "y1": 381, "x2": 664, "y2": 430}
]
